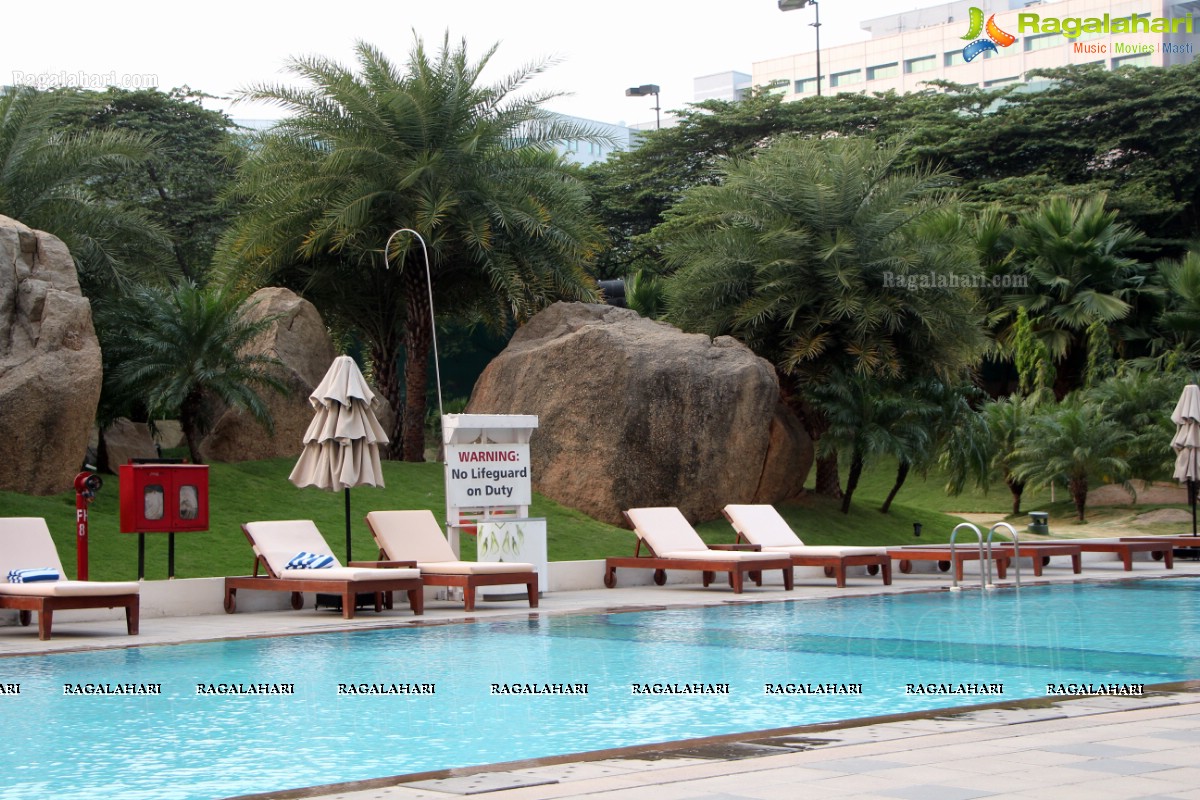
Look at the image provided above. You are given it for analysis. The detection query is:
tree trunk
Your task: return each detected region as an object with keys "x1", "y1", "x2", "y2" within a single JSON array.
[
  {"x1": 401, "y1": 267, "x2": 433, "y2": 462},
  {"x1": 816, "y1": 452, "x2": 843, "y2": 499},
  {"x1": 1069, "y1": 476, "x2": 1088, "y2": 521},
  {"x1": 790, "y1": 390, "x2": 841, "y2": 499},
  {"x1": 370, "y1": 333, "x2": 404, "y2": 460},
  {"x1": 179, "y1": 391, "x2": 205, "y2": 465},
  {"x1": 880, "y1": 460, "x2": 911, "y2": 514},
  {"x1": 1006, "y1": 474, "x2": 1025, "y2": 515},
  {"x1": 840, "y1": 450, "x2": 864, "y2": 514}
]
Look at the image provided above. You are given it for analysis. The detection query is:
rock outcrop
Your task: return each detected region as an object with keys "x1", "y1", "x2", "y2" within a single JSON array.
[
  {"x1": 466, "y1": 302, "x2": 812, "y2": 525},
  {"x1": 201, "y1": 288, "x2": 337, "y2": 462},
  {"x1": 0, "y1": 216, "x2": 103, "y2": 494},
  {"x1": 101, "y1": 418, "x2": 159, "y2": 470}
]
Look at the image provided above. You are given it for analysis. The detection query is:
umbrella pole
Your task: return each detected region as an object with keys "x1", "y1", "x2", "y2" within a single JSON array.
[
  {"x1": 344, "y1": 487, "x2": 353, "y2": 562},
  {"x1": 1192, "y1": 479, "x2": 1197, "y2": 537}
]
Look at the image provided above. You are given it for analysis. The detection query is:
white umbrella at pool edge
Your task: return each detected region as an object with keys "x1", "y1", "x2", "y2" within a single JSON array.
[
  {"x1": 1171, "y1": 383, "x2": 1200, "y2": 537},
  {"x1": 289, "y1": 355, "x2": 389, "y2": 561}
]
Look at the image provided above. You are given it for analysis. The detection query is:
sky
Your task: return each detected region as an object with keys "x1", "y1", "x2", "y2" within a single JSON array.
[{"x1": 4, "y1": 0, "x2": 907, "y2": 127}]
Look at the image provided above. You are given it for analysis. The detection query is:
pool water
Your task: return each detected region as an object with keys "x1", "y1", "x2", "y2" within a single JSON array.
[{"x1": 3, "y1": 579, "x2": 1200, "y2": 800}]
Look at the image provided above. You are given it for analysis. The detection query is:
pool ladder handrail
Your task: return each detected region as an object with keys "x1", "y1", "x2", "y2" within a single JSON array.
[
  {"x1": 986, "y1": 522, "x2": 1021, "y2": 589},
  {"x1": 949, "y1": 522, "x2": 986, "y2": 591}
]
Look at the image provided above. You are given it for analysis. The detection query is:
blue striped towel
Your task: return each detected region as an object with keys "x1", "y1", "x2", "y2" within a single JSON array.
[
  {"x1": 286, "y1": 552, "x2": 334, "y2": 570},
  {"x1": 7, "y1": 568, "x2": 61, "y2": 583}
]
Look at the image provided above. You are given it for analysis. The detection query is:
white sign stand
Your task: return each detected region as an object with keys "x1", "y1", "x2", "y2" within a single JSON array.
[{"x1": 443, "y1": 415, "x2": 542, "y2": 590}]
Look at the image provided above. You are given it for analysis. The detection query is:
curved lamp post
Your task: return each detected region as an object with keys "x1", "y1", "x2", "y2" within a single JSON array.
[{"x1": 383, "y1": 228, "x2": 445, "y2": 423}]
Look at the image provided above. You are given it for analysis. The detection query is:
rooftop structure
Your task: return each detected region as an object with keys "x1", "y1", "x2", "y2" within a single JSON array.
[{"x1": 756, "y1": 0, "x2": 1200, "y2": 100}]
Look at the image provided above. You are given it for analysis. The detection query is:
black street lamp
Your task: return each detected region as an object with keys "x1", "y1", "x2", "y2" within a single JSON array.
[
  {"x1": 779, "y1": 0, "x2": 822, "y2": 97},
  {"x1": 625, "y1": 83, "x2": 661, "y2": 129}
]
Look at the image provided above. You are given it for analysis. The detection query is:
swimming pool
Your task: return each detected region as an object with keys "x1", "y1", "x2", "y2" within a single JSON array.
[{"x1": 2, "y1": 579, "x2": 1199, "y2": 800}]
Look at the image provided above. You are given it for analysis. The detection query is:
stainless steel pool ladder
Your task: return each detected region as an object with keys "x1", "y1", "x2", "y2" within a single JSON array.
[
  {"x1": 986, "y1": 522, "x2": 1020, "y2": 589},
  {"x1": 949, "y1": 522, "x2": 985, "y2": 591}
]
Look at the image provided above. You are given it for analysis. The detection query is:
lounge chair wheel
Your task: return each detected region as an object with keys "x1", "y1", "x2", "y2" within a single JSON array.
[
  {"x1": 867, "y1": 565, "x2": 879, "y2": 576},
  {"x1": 604, "y1": 568, "x2": 617, "y2": 589},
  {"x1": 223, "y1": 593, "x2": 236, "y2": 614},
  {"x1": 290, "y1": 592, "x2": 304, "y2": 610},
  {"x1": 1042, "y1": 556, "x2": 1051, "y2": 567},
  {"x1": 1153, "y1": 551, "x2": 1164, "y2": 561},
  {"x1": 938, "y1": 560, "x2": 951, "y2": 572},
  {"x1": 653, "y1": 569, "x2": 667, "y2": 586},
  {"x1": 899, "y1": 560, "x2": 913, "y2": 574},
  {"x1": 18, "y1": 610, "x2": 31, "y2": 627},
  {"x1": 823, "y1": 566, "x2": 835, "y2": 578}
]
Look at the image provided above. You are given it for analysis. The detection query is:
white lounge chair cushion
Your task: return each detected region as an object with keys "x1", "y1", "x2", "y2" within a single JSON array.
[
  {"x1": 722, "y1": 504, "x2": 805, "y2": 547},
  {"x1": 416, "y1": 560, "x2": 535, "y2": 576},
  {"x1": 625, "y1": 507, "x2": 712, "y2": 553},
  {"x1": 762, "y1": 545, "x2": 888, "y2": 557},
  {"x1": 244, "y1": 520, "x2": 349, "y2": 575},
  {"x1": 659, "y1": 549, "x2": 787, "y2": 562},
  {"x1": 366, "y1": 510, "x2": 536, "y2": 576},
  {"x1": 0, "y1": 518, "x2": 140, "y2": 596},
  {"x1": 278, "y1": 566, "x2": 420, "y2": 581},
  {"x1": 0, "y1": 579, "x2": 139, "y2": 597}
]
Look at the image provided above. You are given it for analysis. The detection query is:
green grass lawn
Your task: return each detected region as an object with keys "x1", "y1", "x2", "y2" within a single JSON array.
[{"x1": 0, "y1": 454, "x2": 1060, "y2": 582}]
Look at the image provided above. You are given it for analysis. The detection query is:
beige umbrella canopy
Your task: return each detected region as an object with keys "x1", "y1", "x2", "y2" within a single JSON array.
[
  {"x1": 1171, "y1": 383, "x2": 1200, "y2": 537},
  {"x1": 289, "y1": 355, "x2": 389, "y2": 560}
]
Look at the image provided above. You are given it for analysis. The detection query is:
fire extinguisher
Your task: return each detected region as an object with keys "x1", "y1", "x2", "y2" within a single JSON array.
[{"x1": 74, "y1": 470, "x2": 103, "y2": 581}]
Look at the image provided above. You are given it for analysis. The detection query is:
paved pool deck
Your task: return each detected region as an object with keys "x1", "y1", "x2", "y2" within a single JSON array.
[{"x1": 3, "y1": 553, "x2": 1200, "y2": 799}]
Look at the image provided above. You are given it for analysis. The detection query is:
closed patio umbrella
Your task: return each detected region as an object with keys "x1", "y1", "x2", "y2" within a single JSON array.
[
  {"x1": 1171, "y1": 383, "x2": 1200, "y2": 537},
  {"x1": 289, "y1": 355, "x2": 389, "y2": 561}
]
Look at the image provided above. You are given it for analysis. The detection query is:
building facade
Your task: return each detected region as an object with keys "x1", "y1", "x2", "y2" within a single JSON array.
[{"x1": 755, "y1": 0, "x2": 1199, "y2": 100}]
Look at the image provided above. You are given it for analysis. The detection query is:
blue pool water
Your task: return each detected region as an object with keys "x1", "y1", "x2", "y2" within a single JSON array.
[{"x1": 3, "y1": 579, "x2": 1200, "y2": 800}]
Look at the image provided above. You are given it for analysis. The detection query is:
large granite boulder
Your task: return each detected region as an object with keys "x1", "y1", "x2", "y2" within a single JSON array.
[
  {"x1": 0, "y1": 216, "x2": 102, "y2": 494},
  {"x1": 101, "y1": 418, "x2": 159, "y2": 471},
  {"x1": 466, "y1": 302, "x2": 812, "y2": 525},
  {"x1": 201, "y1": 288, "x2": 337, "y2": 462}
]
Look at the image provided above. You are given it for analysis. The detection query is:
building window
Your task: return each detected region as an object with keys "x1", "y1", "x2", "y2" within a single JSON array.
[
  {"x1": 945, "y1": 50, "x2": 968, "y2": 67},
  {"x1": 1111, "y1": 53, "x2": 1153, "y2": 69},
  {"x1": 794, "y1": 77, "x2": 820, "y2": 94},
  {"x1": 830, "y1": 69, "x2": 862, "y2": 87},
  {"x1": 905, "y1": 55, "x2": 936, "y2": 73},
  {"x1": 867, "y1": 62, "x2": 899, "y2": 80},
  {"x1": 984, "y1": 76, "x2": 1019, "y2": 87},
  {"x1": 1025, "y1": 32, "x2": 1064, "y2": 51}
]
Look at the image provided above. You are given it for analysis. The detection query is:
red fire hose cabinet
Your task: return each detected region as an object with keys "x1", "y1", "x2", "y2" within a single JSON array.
[{"x1": 119, "y1": 464, "x2": 209, "y2": 533}]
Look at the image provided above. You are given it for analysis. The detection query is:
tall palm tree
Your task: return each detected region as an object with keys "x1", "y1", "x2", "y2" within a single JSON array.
[
  {"x1": 218, "y1": 37, "x2": 604, "y2": 460},
  {"x1": 996, "y1": 195, "x2": 1154, "y2": 381},
  {"x1": 942, "y1": 395, "x2": 1034, "y2": 515},
  {"x1": 97, "y1": 282, "x2": 286, "y2": 464},
  {"x1": 0, "y1": 86, "x2": 173, "y2": 293},
  {"x1": 661, "y1": 136, "x2": 988, "y2": 497},
  {"x1": 812, "y1": 374, "x2": 932, "y2": 514},
  {"x1": 1011, "y1": 399, "x2": 1132, "y2": 522}
]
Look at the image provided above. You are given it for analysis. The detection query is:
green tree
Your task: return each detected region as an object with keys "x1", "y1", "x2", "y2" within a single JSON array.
[
  {"x1": 1085, "y1": 369, "x2": 1185, "y2": 483},
  {"x1": 811, "y1": 375, "x2": 932, "y2": 514},
  {"x1": 219, "y1": 37, "x2": 603, "y2": 460},
  {"x1": 0, "y1": 86, "x2": 172, "y2": 292},
  {"x1": 67, "y1": 87, "x2": 245, "y2": 282},
  {"x1": 942, "y1": 396, "x2": 1033, "y2": 515},
  {"x1": 661, "y1": 136, "x2": 988, "y2": 497},
  {"x1": 97, "y1": 282, "x2": 286, "y2": 464},
  {"x1": 1011, "y1": 399, "x2": 1132, "y2": 522}
]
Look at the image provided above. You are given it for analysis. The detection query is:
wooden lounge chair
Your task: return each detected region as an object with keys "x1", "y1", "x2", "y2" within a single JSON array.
[
  {"x1": 223, "y1": 520, "x2": 424, "y2": 619},
  {"x1": 1070, "y1": 538, "x2": 1174, "y2": 571},
  {"x1": 364, "y1": 510, "x2": 538, "y2": 612},
  {"x1": 722, "y1": 504, "x2": 892, "y2": 588},
  {"x1": 605, "y1": 507, "x2": 794, "y2": 593},
  {"x1": 0, "y1": 517, "x2": 139, "y2": 640}
]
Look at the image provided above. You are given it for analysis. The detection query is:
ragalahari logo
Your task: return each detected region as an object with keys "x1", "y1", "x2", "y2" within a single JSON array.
[{"x1": 961, "y1": 7, "x2": 1017, "y2": 62}]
